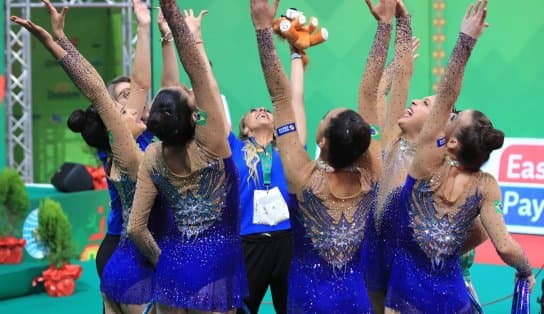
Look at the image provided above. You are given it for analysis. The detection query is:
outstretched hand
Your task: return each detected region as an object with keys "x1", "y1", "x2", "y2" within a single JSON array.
[
  {"x1": 157, "y1": 9, "x2": 171, "y2": 35},
  {"x1": 395, "y1": 0, "x2": 409, "y2": 18},
  {"x1": 461, "y1": 0, "x2": 488, "y2": 39},
  {"x1": 250, "y1": 0, "x2": 280, "y2": 30},
  {"x1": 365, "y1": 0, "x2": 396, "y2": 23},
  {"x1": 10, "y1": 16, "x2": 53, "y2": 43},
  {"x1": 183, "y1": 9, "x2": 208, "y2": 41},
  {"x1": 133, "y1": 0, "x2": 151, "y2": 26},
  {"x1": 42, "y1": 0, "x2": 68, "y2": 39}
]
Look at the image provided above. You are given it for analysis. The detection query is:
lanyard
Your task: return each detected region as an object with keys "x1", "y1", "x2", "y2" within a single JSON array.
[{"x1": 251, "y1": 138, "x2": 273, "y2": 187}]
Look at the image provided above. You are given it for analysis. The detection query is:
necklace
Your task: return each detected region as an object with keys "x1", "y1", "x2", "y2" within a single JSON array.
[
  {"x1": 445, "y1": 155, "x2": 460, "y2": 167},
  {"x1": 316, "y1": 159, "x2": 359, "y2": 173},
  {"x1": 398, "y1": 137, "x2": 415, "y2": 155}
]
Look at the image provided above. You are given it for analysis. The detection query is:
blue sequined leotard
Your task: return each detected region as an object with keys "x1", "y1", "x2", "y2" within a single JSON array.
[
  {"x1": 287, "y1": 165, "x2": 377, "y2": 314},
  {"x1": 385, "y1": 171, "x2": 484, "y2": 313},
  {"x1": 145, "y1": 142, "x2": 247, "y2": 311}
]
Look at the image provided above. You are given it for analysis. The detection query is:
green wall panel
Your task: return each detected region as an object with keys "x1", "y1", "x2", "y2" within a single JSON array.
[
  {"x1": 0, "y1": 0, "x2": 537, "y2": 181},
  {"x1": 30, "y1": 9, "x2": 122, "y2": 182}
]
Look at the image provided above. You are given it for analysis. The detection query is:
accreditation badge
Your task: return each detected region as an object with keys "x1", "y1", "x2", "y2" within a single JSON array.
[{"x1": 252, "y1": 187, "x2": 290, "y2": 226}]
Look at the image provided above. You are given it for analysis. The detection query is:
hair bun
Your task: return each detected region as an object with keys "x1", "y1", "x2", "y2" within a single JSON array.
[
  {"x1": 147, "y1": 111, "x2": 178, "y2": 138},
  {"x1": 483, "y1": 128, "x2": 504, "y2": 151},
  {"x1": 67, "y1": 109, "x2": 87, "y2": 133}
]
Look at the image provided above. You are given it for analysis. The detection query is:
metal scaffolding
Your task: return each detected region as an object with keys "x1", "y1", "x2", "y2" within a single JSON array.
[{"x1": 5, "y1": 0, "x2": 143, "y2": 182}]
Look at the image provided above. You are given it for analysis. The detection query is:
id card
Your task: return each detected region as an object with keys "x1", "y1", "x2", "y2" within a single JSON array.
[{"x1": 253, "y1": 187, "x2": 290, "y2": 226}]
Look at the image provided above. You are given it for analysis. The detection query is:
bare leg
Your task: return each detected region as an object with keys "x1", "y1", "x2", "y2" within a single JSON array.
[
  {"x1": 157, "y1": 304, "x2": 188, "y2": 314},
  {"x1": 103, "y1": 294, "x2": 123, "y2": 314},
  {"x1": 120, "y1": 303, "x2": 151, "y2": 314},
  {"x1": 369, "y1": 291, "x2": 386, "y2": 314},
  {"x1": 384, "y1": 307, "x2": 400, "y2": 314}
]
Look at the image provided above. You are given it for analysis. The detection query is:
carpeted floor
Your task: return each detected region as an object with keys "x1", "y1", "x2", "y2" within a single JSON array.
[{"x1": 0, "y1": 261, "x2": 542, "y2": 313}]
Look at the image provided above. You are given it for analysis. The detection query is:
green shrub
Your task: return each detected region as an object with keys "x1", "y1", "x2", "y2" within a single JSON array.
[
  {"x1": 37, "y1": 199, "x2": 75, "y2": 268},
  {"x1": 0, "y1": 168, "x2": 30, "y2": 237}
]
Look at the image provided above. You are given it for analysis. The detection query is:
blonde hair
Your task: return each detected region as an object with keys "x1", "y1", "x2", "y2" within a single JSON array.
[{"x1": 239, "y1": 113, "x2": 261, "y2": 185}]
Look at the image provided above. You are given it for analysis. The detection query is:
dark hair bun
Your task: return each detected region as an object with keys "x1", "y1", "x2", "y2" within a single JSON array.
[
  {"x1": 483, "y1": 128, "x2": 504, "y2": 151},
  {"x1": 325, "y1": 110, "x2": 370, "y2": 169},
  {"x1": 147, "y1": 110, "x2": 178, "y2": 139},
  {"x1": 67, "y1": 106, "x2": 111, "y2": 152},
  {"x1": 67, "y1": 109, "x2": 87, "y2": 133},
  {"x1": 147, "y1": 88, "x2": 195, "y2": 146}
]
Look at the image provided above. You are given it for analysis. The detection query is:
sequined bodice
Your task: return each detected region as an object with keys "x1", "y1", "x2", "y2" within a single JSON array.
[
  {"x1": 376, "y1": 137, "x2": 415, "y2": 228},
  {"x1": 296, "y1": 168, "x2": 377, "y2": 271},
  {"x1": 150, "y1": 151, "x2": 230, "y2": 241},
  {"x1": 406, "y1": 176, "x2": 482, "y2": 270},
  {"x1": 110, "y1": 167, "x2": 136, "y2": 238}
]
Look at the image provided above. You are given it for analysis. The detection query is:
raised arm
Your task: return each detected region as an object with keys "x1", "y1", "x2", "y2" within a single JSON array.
[
  {"x1": 290, "y1": 49, "x2": 307, "y2": 146},
  {"x1": 356, "y1": 0, "x2": 395, "y2": 178},
  {"x1": 411, "y1": 1, "x2": 487, "y2": 178},
  {"x1": 359, "y1": 0, "x2": 395, "y2": 124},
  {"x1": 250, "y1": 0, "x2": 310, "y2": 191},
  {"x1": 9, "y1": 16, "x2": 66, "y2": 60},
  {"x1": 382, "y1": 1, "x2": 414, "y2": 148},
  {"x1": 159, "y1": 1, "x2": 229, "y2": 157},
  {"x1": 157, "y1": 9, "x2": 179, "y2": 88},
  {"x1": 127, "y1": 152, "x2": 160, "y2": 266},
  {"x1": 183, "y1": 9, "x2": 231, "y2": 136},
  {"x1": 40, "y1": 0, "x2": 141, "y2": 179},
  {"x1": 126, "y1": 0, "x2": 152, "y2": 120},
  {"x1": 479, "y1": 176, "x2": 535, "y2": 291},
  {"x1": 376, "y1": 61, "x2": 394, "y2": 130}
]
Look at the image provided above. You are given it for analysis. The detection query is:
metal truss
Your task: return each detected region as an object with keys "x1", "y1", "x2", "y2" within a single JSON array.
[{"x1": 5, "y1": 0, "x2": 147, "y2": 182}]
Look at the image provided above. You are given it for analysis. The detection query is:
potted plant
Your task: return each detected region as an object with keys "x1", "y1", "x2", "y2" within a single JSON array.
[
  {"x1": 0, "y1": 168, "x2": 29, "y2": 264},
  {"x1": 32, "y1": 198, "x2": 82, "y2": 297}
]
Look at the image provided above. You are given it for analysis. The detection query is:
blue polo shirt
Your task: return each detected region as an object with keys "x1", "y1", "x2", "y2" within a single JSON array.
[
  {"x1": 98, "y1": 130, "x2": 154, "y2": 235},
  {"x1": 228, "y1": 132, "x2": 291, "y2": 236}
]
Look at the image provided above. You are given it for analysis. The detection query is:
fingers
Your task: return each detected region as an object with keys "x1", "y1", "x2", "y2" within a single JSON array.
[
  {"x1": 10, "y1": 16, "x2": 29, "y2": 28},
  {"x1": 412, "y1": 37, "x2": 421, "y2": 60},
  {"x1": 61, "y1": 7, "x2": 69, "y2": 19},
  {"x1": 198, "y1": 10, "x2": 209, "y2": 19},
  {"x1": 479, "y1": 8, "x2": 487, "y2": 25},
  {"x1": 183, "y1": 9, "x2": 188, "y2": 17},
  {"x1": 42, "y1": 0, "x2": 56, "y2": 15},
  {"x1": 473, "y1": 0, "x2": 482, "y2": 17},
  {"x1": 272, "y1": 0, "x2": 280, "y2": 16},
  {"x1": 365, "y1": 0, "x2": 375, "y2": 11},
  {"x1": 465, "y1": 3, "x2": 474, "y2": 19},
  {"x1": 412, "y1": 37, "x2": 421, "y2": 52},
  {"x1": 10, "y1": 16, "x2": 26, "y2": 27},
  {"x1": 189, "y1": 9, "x2": 194, "y2": 17},
  {"x1": 482, "y1": 0, "x2": 489, "y2": 12},
  {"x1": 13, "y1": 18, "x2": 33, "y2": 31}
]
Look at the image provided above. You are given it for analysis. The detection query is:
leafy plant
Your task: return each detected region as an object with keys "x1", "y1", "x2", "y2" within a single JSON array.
[
  {"x1": 0, "y1": 168, "x2": 30, "y2": 237},
  {"x1": 37, "y1": 198, "x2": 75, "y2": 268}
]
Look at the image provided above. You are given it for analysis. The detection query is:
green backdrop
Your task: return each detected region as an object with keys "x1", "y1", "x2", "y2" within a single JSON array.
[
  {"x1": 29, "y1": 9, "x2": 123, "y2": 182},
  {"x1": 149, "y1": 0, "x2": 542, "y2": 159},
  {"x1": 4, "y1": 0, "x2": 544, "y2": 180},
  {"x1": 0, "y1": 1, "x2": 542, "y2": 311}
]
